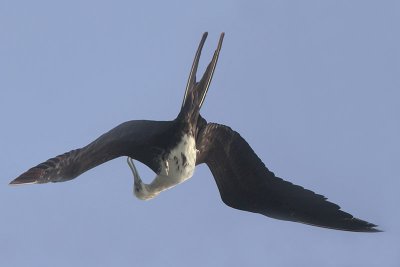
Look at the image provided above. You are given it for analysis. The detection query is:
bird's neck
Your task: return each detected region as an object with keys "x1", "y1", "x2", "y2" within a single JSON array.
[{"x1": 134, "y1": 175, "x2": 175, "y2": 201}]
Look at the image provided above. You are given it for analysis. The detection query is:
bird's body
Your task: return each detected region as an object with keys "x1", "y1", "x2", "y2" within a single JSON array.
[
  {"x1": 133, "y1": 133, "x2": 197, "y2": 200},
  {"x1": 10, "y1": 33, "x2": 380, "y2": 232},
  {"x1": 161, "y1": 133, "x2": 197, "y2": 183}
]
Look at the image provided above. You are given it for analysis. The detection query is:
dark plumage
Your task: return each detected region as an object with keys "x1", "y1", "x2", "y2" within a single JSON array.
[
  {"x1": 10, "y1": 32, "x2": 380, "y2": 232},
  {"x1": 196, "y1": 122, "x2": 379, "y2": 232}
]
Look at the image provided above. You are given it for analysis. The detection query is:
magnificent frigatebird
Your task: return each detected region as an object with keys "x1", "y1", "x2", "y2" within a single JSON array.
[{"x1": 10, "y1": 32, "x2": 379, "y2": 232}]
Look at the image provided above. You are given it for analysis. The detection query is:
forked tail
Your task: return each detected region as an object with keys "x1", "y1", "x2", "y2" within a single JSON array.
[{"x1": 179, "y1": 32, "x2": 224, "y2": 120}]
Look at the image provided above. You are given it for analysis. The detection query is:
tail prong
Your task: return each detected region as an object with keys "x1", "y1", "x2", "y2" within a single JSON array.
[
  {"x1": 198, "y1": 32, "x2": 224, "y2": 108},
  {"x1": 182, "y1": 32, "x2": 209, "y2": 108}
]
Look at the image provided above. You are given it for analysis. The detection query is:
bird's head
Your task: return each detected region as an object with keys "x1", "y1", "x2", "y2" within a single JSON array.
[{"x1": 133, "y1": 182, "x2": 158, "y2": 201}]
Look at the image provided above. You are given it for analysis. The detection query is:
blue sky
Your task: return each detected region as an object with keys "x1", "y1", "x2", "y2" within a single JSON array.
[{"x1": 1, "y1": 0, "x2": 399, "y2": 266}]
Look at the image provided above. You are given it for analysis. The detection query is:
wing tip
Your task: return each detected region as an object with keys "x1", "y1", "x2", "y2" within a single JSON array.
[
  {"x1": 364, "y1": 228, "x2": 382, "y2": 233},
  {"x1": 350, "y1": 220, "x2": 382, "y2": 233},
  {"x1": 9, "y1": 168, "x2": 44, "y2": 186},
  {"x1": 9, "y1": 177, "x2": 39, "y2": 186},
  {"x1": 323, "y1": 217, "x2": 382, "y2": 233},
  {"x1": 351, "y1": 227, "x2": 382, "y2": 233},
  {"x1": 298, "y1": 218, "x2": 382, "y2": 233}
]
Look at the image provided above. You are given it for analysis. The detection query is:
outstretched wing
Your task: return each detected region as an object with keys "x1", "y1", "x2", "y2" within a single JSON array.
[
  {"x1": 10, "y1": 120, "x2": 174, "y2": 185},
  {"x1": 196, "y1": 123, "x2": 379, "y2": 232}
]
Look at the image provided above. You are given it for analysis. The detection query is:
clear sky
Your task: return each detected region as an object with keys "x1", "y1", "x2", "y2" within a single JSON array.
[{"x1": 1, "y1": 0, "x2": 399, "y2": 266}]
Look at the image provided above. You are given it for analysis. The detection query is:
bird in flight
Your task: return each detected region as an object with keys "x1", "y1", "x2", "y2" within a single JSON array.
[{"x1": 10, "y1": 32, "x2": 380, "y2": 232}]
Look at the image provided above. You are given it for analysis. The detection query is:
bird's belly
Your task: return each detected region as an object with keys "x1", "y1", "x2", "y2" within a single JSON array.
[{"x1": 162, "y1": 134, "x2": 197, "y2": 184}]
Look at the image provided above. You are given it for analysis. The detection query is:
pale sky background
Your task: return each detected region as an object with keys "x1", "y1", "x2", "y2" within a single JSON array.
[{"x1": 1, "y1": 1, "x2": 399, "y2": 266}]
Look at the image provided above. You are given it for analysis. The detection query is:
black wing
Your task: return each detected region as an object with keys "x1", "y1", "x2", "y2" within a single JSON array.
[
  {"x1": 10, "y1": 120, "x2": 174, "y2": 185},
  {"x1": 196, "y1": 123, "x2": 380, "y2": 232}
]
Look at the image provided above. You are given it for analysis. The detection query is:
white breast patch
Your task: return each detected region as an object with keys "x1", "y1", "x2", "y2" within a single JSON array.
[{"x1": 161, "y1": 134, "x2": 197, "y2": 184}]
